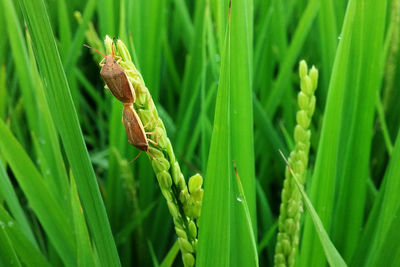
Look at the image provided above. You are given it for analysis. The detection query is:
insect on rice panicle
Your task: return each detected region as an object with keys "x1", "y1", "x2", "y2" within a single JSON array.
[
  {"x1": 123, "y1": 104, "x2": 160, "y2": 161},
  {"x1": 122, "y1": 104, "x2": 148, "y2": 151},
  {"x1": 83, "y1": 43, "x2": 136, "y2": 104},
  {"x1": 84, "y1": 42, "x2": 158, "y2": 161}
]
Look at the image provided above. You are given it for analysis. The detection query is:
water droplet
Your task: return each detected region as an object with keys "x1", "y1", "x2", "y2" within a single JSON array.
[
  {"x1": 338, "y1": 35, "x2": 342, "y2": 40},
  {"x1": 236, "y1": 197, "x2": 242, "y2": 202},
  {"x1": 7, "y1": 221, "x2": 13, "y2": 227}
]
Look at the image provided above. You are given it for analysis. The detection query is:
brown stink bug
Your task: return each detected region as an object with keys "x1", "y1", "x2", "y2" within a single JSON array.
[{"x1": 84, "y1": 44, "x2": 135, "y2": 104}]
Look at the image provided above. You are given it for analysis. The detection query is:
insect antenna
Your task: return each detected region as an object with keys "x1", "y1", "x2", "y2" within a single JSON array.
[{"x1": 83, "y1": 44, "x2": 106, "y2": 58}]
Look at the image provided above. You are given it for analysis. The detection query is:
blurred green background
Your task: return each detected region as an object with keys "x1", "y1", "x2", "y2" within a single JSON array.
[{"x1": 0, "y1": 0, "x2": 399, "y2": 266}]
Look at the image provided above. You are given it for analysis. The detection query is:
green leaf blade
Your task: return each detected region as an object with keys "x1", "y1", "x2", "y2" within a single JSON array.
[
  {"x1": 300, "y1": 0, "x2": 387, "y2": 265},
  {"x1": 0, "y1": 120, "x2": 75, "y2": 265},
  {"x1": 17, "y1": 0, "x2": 120, "y2": 265},
  {"x1": 230, "y1": 0, "x2": 258, "y2": 266},
  {"x1": 197, "y1": 17, "x2": 231, "y2": 267}
]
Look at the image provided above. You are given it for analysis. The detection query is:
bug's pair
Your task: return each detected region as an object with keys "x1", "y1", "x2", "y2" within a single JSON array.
[{"x1": 85, "y1": 43, "x2": 158, "y2": 160}]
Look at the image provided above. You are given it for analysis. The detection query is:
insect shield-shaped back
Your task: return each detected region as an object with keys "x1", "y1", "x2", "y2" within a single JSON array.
[
  {"x1": 122, "y1": 104, "x2": 148, "y2": 151},
  {"x1": 100, "y1": 55, "x2": 136, "y2": 104}
]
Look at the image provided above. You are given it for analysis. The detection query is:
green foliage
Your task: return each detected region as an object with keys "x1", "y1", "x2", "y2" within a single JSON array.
[
  {"x1": 197, "y1": 16, "x2": 232, "y2": 267},
  {"x1": 0, "y1": 0, "x2": 398, "y2": 266},
  {"x1": 281, "y1": 151, "x2": 346, "y2": 267}
]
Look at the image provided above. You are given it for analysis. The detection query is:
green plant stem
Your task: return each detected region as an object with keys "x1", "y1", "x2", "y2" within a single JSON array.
[
  {"x1": 375, "y1": 91, "x2": 393, "y2": 155},
  {"x1": 102, "y1": 36, "x2": 203, "y2": 267}
]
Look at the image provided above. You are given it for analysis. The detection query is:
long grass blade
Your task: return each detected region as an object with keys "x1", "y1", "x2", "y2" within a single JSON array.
[
  {"x1": 0, "y1": 206, "x2": 51, "y2": 267},
  {"x1": 0, "y1": 160, "x2": 36, "y2": 247},
  {"x1": 17, "y1": 0, "x2": 120, "y2": 264},
  {"x1": 0, "y1": 119, "x2": 75, "y2": 265},
  {"x1": 230, "y1": 0, "x2": 258, "y2": 265},
  {"x1": 279, "y1": 151, "x2": 347, "y2": 267},
  {"x1": 353, "y1": 129, "x2": 400, "y2": 266},
  {"x1": 70, "y1": 175, "x2": 96, "y2": 266},
  {"x1": 197, "y1": 14, "x2": 232, "y2": 267},
  {"x1": 265, "y1": 0, "x2": 319, "y2": 117},
  {"x1": 0, "y1": 226, "x2": 21, "y2": 267},
  {"x1": 300, "y1": 0, "x2": 387, "y2": 265}
]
